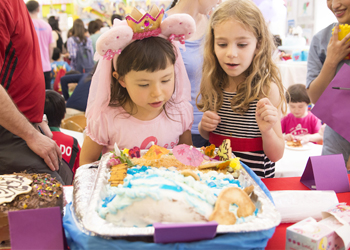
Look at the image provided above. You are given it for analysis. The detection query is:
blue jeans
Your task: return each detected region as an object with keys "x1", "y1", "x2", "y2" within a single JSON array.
[{"x1": 192, "y1": 133, "x2": 210, "y2": 148}]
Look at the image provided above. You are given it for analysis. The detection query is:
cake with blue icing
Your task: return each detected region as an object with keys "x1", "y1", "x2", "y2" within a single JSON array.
[{"x1": 96, "y1": 143, "x2": 257, "y2": 227}]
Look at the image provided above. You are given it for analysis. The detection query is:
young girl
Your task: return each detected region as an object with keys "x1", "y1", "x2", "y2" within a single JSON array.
[
  {"x1": 80, "y1": 7, "x2": 195, "y2": 165},
  {"x1": 197, "y1": 0, "x2": 287, "y2": 178},
  {"x1": 282, "y1": 84, "x2": 322, "y2": 144}
]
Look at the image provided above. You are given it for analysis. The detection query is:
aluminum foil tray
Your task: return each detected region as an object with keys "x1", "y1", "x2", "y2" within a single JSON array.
[{"x1": 73, "y1": 152, "x2": 281, "y2": 237}]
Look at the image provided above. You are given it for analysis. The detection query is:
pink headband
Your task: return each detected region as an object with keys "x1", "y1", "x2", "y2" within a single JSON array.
[{"x1": 86, "y1": 5, "x2": 195, "y2": 122}]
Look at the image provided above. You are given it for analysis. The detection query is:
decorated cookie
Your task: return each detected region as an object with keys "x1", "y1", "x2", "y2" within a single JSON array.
[
  {"x1": 204, "y1": 144, "x2": 216, "y2": 158},
  {"x1": 0, "y1": 175, "x2": 32, "y2": 205},
  {"x1": 142, "y1": 145, "x2": 169, "y2": 160},
  {"x1": 209, "y1": 186, "x2": 255, "y2": 225},
  {"x1": 217, "y1": 139, "x2": 232, "y2": 161}
]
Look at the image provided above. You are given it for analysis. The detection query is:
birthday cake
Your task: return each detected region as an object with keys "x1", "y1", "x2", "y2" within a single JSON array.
[
  {"x1": 96, "y1": 141, "x2": 257, "y2": 227},
  {"x1": 0, "y1": 173, "x2": 63, "y2": 243}
]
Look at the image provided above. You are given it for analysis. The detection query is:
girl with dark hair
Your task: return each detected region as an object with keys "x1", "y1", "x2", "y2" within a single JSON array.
[
  {"x1": 66, "y1": 19, "x2": 94, "y2": 72},
  {"x1": 79, "y1": 9, "x2": 196, "y2": 165},
  {"x1": 48, "y1": 16, "x2": 64, "y2": 53},
  {"x1": 282, "y1": 84, "x2": 322, "y2": 144}
]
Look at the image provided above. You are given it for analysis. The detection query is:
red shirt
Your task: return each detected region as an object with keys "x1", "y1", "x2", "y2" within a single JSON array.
[
  {"x1": 51, "y1": 129, "x2": 81, "y2": 174},
  {"x1": 0, "y1": 0, "x2": 45, "y2": 123}
]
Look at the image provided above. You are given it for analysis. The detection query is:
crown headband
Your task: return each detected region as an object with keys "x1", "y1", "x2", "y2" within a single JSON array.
[
  {"x1": 94, "y1": 5, "x2": 196, "y2": 64},
  {"x1": 86, "y1": 6, "x2": 194, "y2": 123}
]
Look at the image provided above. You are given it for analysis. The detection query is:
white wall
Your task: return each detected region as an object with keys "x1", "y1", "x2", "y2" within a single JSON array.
[{"x1": 313, "y1": 0, "x2": 337, "y2": 35}]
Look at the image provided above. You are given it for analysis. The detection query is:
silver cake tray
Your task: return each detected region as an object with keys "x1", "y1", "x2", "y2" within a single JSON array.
[{"x1": 72, "y1": 152, "x2": 281, "y2": 237}]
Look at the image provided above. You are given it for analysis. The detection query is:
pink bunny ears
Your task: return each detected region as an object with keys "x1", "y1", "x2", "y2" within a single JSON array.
[{"x1": 94, "y1": 5, "x2": 196, "y2": 63}]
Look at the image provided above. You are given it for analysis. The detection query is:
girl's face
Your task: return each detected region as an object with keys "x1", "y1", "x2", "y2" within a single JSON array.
[
  {"x1": 289, "y1": 102, "x2": 308, "y2": 118},
  {"x1": 119, "y1": 62, "x2": 175, "y2": 120},
  {"x1": 327, "y1": 0, "x2": 350, "y2": 24},
  {"x1": 213, "y1": 19, "x2": 258, "y2": 87},
  {"x1": 199, "y1": 0, "x2": 222, "y2": 15}
]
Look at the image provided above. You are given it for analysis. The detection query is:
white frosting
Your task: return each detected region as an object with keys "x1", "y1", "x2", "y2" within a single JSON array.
[{"x1": 97, "y1": 166, "x2": 248, "y2": 227}]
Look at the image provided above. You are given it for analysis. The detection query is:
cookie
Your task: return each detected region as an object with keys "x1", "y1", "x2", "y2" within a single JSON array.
[
  {"x1": 180, "y1": 170, "x2": 200, "y2": 181},
  {"x1": 217, "y1": 139, "x2": 232, "y2": 161},
  {"x1": 209, "y1": 186, "x2": 256, "y2": 225}
]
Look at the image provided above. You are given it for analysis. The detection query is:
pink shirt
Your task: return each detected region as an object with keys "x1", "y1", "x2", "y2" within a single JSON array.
[
  {"x1": 31, "y1": 18, "x2": 53, "y2": 72},
  {"x1": 281, "y1": 112, "x2": 322, "y2": 136},
  {"x1": 86, "y1": 101, "x2": 193, "y2": 153}
]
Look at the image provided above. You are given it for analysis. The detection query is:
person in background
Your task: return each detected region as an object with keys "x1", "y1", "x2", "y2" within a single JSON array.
[
  {"x1": 45, "y1": 90, "x2": 81, "y2": 174},
  {"x1": 111, "y1": 13, "x2": 124, "y2": 25},
  {"x1": 60, "y1": 72, "x2": 91, "y2": 112},
  {"x1": 197, "y1": 0, "x2": 286, "y2": 178},
  {"x1": 306, "y1": 0, "x2": 350, "y2": 171},
  {"x1": 166, "y1": 0, "x2": 222, "y2": 147},
  {"x1": 66, "y1": 19, "x2": 94, "y2": 72},
  {"x1": 51, "y1": 47, "x2": 72, "y2": 92},
  {"x1": 26, "y1": 0, "x2": 55, "y2": 89},
  {"x1": 48, "y1": 16, "x2": 64, "y2": 54},
  {"x1": 88, "y1": 20, "x2": 101, "y2": 54},
  {"x1": 0, "y1": 0, "x2": 62, "y2": 183},
  {"x1": 95, "y1": 18, "x2": 109, "y2": 34},
  {"x1": 282, "y1": 84, "x2": 322, "y2": 144}
]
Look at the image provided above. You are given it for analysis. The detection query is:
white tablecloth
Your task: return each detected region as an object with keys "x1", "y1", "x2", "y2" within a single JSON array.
[
  {"x1": 277, "y1": 61, "x2": 307, "y2": 90},
  {"x1": 275, "y1": 143, "x2": 323, "y2": 178}
]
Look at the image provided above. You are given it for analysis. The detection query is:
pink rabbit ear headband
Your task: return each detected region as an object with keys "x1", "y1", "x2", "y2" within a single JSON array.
[
  {"x1": 86, "y1": 5, "x2": 194, "y2": 122},
  {"x1": 94, "y1": 5, "x2": 196, "y2": 69}
]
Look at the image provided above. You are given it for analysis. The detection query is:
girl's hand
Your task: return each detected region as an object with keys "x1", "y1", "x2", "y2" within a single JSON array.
[
  {"x1": 295, "y1": 134, "x2": 310, "y2": 143},
  {"x1": 327, "y1": 25, "x2": 350, "y2": 67},
  {"x1": 256, "y1": 98, "x2": 279, "y2": 133},
  {"x1": 201, "y1": 111, "x2": 221, "y2": 132}
]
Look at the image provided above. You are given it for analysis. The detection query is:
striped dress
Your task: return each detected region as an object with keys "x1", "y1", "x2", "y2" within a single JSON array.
[{"x1": 210, "y1": 91, "x2": 275, "y2": 178}]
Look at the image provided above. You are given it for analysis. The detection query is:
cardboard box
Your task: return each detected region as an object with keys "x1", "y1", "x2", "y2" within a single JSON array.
[{"x1": 286, "y1": 204, "x2": 350, "y2": 250}]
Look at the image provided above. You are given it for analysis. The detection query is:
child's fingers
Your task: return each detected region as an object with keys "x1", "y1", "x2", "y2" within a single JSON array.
[
  {"x1": 204, "y1": 111, "x2": 221, "y2": 122},
  {"x1": 257, "y1": 97, "x2": 272, "y2": 107}
]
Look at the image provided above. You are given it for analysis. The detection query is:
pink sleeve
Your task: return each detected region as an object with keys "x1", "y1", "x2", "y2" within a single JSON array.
[
  {"x1": 85, "y1": 112, "x2": 109, "y2": 146},
  {"x1": 180, "y1": 101, "x2": 194, "y2": 132}
]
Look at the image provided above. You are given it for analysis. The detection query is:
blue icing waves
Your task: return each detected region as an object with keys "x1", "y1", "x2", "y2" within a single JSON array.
[{"x1": 98, "y1": 166, "x2": 243, "y2": 220}]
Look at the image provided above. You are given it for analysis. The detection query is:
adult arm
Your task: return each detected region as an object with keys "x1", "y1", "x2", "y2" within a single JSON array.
[
  {"x1": 0, "y1": 85, "x2": 61, "y2": 171},
  {"x1": 178, "y1": 129, "x2": 193, "y2": 145},
  {"x1": 307, "y1": 26, "x2": 350, "y2": 103},
  {"x1": 256, "y1": 83, "x2": 285, "y2": 162},
  {"x1": 80, "y1": 135, "x2": 103, "y2": 166},
  {"x1": 49, "y1": 41, "x2": 55, "y2": 61}
]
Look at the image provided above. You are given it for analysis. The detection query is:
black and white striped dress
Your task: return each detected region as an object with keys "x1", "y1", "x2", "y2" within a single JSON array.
[{"x1": 210, "y1": 91, "x2": 275, "y2": 178}]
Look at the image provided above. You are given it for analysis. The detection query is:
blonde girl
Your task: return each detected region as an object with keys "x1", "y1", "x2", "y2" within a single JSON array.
[{"x1": 197, "y1": 0, "x2": 287, "y2": 178}]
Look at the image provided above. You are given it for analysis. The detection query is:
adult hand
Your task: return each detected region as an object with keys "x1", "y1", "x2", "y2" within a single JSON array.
[
  {"x1": 200, "y1": 111, "x2": 221, "y2": 132},
  {"x1": 26, "y1": 132, "x2": 62, "y2": 171},
  {"x1": 256, "y1": 98, "x2": 279, "y2": 133},
  {"x1": 326, "y1": 25, "x2": 350, "y2": 67}
]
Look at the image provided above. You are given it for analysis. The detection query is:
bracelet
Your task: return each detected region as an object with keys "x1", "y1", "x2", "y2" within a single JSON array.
[{"x1": 42, "y1": 114, "x2": 48, "y2": 123}]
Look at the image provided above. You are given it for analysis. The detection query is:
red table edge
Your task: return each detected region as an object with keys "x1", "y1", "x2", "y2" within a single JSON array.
[{"x1": 262, "y1": 174, "x2": 350, "y2": 250}]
